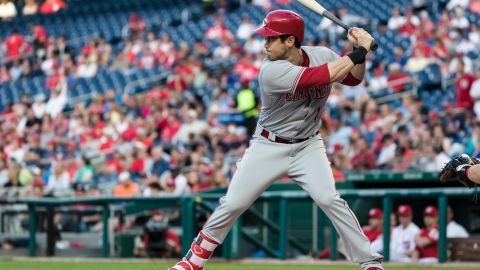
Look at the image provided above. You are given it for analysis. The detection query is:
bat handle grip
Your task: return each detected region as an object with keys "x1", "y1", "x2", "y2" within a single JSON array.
[{"x1": 370, "y1": 41, "x2": 378, "y2": 51}]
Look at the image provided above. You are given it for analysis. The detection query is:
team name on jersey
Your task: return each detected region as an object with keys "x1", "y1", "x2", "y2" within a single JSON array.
[{"x1": 285, "y1": 84, "x2": 331, "y2": 101}]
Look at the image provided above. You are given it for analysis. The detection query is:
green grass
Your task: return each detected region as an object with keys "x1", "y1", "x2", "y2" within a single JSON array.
[{"x1": 0, "y1": 261, "x2": 479, "y2": 270}]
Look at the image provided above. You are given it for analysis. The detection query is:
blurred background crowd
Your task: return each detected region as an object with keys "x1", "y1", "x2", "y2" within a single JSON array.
[{"x1": 1, "y1": 0, "x2": 480, "y2": 199}]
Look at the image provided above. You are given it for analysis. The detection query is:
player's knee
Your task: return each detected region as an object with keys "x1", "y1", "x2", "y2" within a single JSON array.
[
  {"x1": 313, "y1": 193, "x2": 336, "y2": 208},
  {"x1": 224, "y1": 200, "x2": 250, "y2": 215}
]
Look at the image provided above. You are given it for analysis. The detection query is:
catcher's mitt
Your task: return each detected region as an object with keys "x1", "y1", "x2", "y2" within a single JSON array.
[{"x1": 439, "y1": 154, "x2": 478, "y2": 188}]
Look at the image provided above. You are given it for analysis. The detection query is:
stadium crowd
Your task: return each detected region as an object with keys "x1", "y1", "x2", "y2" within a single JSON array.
[{"x1": 0, "y1": 0, "x2": 480, "y2": 200}]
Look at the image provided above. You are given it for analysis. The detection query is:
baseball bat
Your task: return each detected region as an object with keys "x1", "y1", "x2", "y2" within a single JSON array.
[{"x1": 296, "y1": 0, "x2": 378, "y2": 51}]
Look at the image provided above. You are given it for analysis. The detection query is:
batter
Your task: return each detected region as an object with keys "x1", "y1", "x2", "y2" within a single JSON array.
[{"x1": 169, "y1": 9, "x2": 383, "y2": 270}]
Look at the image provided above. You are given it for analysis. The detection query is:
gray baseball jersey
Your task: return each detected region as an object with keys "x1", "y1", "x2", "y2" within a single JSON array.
[{"x1": 258, "y1": 46, "x2": 340, "y2": 139}]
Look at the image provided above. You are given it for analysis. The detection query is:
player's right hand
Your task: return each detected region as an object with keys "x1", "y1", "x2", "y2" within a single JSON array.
[{"x1": 356, "y1": 30, "x2": 374, "y2": 52}]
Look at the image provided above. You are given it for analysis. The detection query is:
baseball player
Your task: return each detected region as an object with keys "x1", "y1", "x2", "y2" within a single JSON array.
[
  {"x1": 169, "y1": 9, "x2": 383, "y2": 270},
  {"x1": 362, "y1": 208, "x2": 384, "y2": 254},
  {"x1": 389, "y1": 204, "x2": 420, "y2": 263},
  {"x1": 412, "y1": 206, "x2": 439, "y2": 264}
]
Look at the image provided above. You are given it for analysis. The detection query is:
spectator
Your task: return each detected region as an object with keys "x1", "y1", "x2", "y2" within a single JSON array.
[
  {"x1": 367, "y1": 67, "x2": 387, "y2": 93},
  {"x1": 337, "y1": 7, "x2": 367, "y2": 27},
  {"x1": 159, "y1": 165, "x2": 188, "y2": 195},
  {"x1": 447, "y1": 0, "x2": 469, "y2": 10},
  {"x1": 387, "y1": 63, "x2": 411, "y2": 92},
  {"x1": 405, "y1": 48, "x2": 431, "y2": 73},
  {"x1": 40, "y1": 0, "x2": 66, "y2": 14},
  {"x1": 236, "y1": 16, "x2": 256, "y2": 40},
  {"x1": 205, "y1": 17, "x2": 233, "y2": 43},
  {"x1": 9, "y1": 59, "x2": 23, "y2": 81},
  {"x1": 447, "y1": 206, "x2": 469, "y2": 238},
  {"x1": 412, "y1": 206, "x2": 439, "y2": 264},
  {"x1": 362, "y1": 208, "x2": 384, "y2": 254},
  {"x1": 45, "y1": 87, "x2": 67, "y2": 119},
  {"x1": 23, "y1": 0, "x2": 38, "y2": 15},
  {"x1": 45, "y1": 160, "x2": 72, "y2": 198},
  {"x1": 470, "y1": 67, "x2": 480, "y2": 120},
  {"x1": 0, "y1": 0, "x2": 17, "y2": 21},
  {"x1": 377, "y1": 133, "x2": 397, "y2": 169},
  {"x1": 113, "y1": 171, "x2": 140, "y2": 197},
  {"x1": 390, "y1": 205, "x2": 420, "y2": 263},
  {"x1": 236, "y1": 80, "x2": 258, "y2": 136},
  {"x1": 350, "y1": 137, "x2": 376, "y2": 171},
  {"x1": 5, "y1": 29, "x2": 26, "y2": 60},
  {"x1": 455, "y1": 58, "x2": 475, "y2": 110},
  {"x1": 173, "y1": 110, "x2": 208, "y2": 144},
  {"x1": 387, "y1": 7, "x2": 406, "y2": 31},
  {"x1": 451, "y1": 7, "x2": 470, "y2": 30},
  {"x1": 128, "y1": 13, "x2": 146, "y2": 40}
]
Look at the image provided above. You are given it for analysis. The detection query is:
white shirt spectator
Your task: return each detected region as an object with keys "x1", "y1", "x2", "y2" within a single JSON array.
[
  {"x1": 388, "y1": 8, "x2": 406, "y2": 31},
  {"x1": 368, "y1": 76, "x2": 388, "y2": 93},
  {"x1": 390, "y1": 223, "x2": 420, "y2": 263},
  {"x1": 174, "y1": 174, "x2": 188, "y2": 195},
  {"x1": 236, "y1": 18, "x2": 256, "y2": 40},
  {"x1": 447, "y1": 0, "x2": 469, "y2": 10},
  {"x1": 0, "y1": 0, "x2": 17, "y2": 20},
  {"x1": 32, "y1": 99, "x2": 46, "y2": 118},
  {"x1": 45, "y1": 170, "x2": 71, "y2": 197},
  {"x1": 377, "y1": 143, "x2": 397, "y2": 166},
  {"x1": 213, "y1": 43, "x2": 231, "y2": 59},
  {"x1": 456, "y1": 38, "x2": 475, "y2": 55},
  {"x1": 451, "y1": 10, "x2": 470, "y2": 29},
  {"x1": 243, "y1": 37, "x2": 264, "y2": 54},
  {"x1": 45, "y1": 89, "x2": 67, "y2": 118},
  {"x1": 77, "y1": 61, "x2": 98, "y2": 78},
  {"x1": 434, "y1": 151, "x2": 451, "y2": 171},
  {"x1": 447, "y1": 221, "x2": 469, "y2": 238}
]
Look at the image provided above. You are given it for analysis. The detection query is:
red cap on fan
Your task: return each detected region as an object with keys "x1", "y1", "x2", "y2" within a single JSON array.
[
  {"x1": 424, "y1": 206, "x2": 438, "y2": 217},
  {"x1": 369, "y1": 208, "x2": 383, "y2": 219},
  {"x1": 397, "y1": 204, "x2": 413, "y2": 216}
]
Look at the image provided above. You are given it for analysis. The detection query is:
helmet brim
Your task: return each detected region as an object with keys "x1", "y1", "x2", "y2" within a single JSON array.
[{"x1": 255, "y1": 26, "x2": 283, "y2": 37}]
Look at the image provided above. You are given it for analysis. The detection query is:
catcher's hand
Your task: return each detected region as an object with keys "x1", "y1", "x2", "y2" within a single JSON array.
[{"x1": 439, "y1": 154, "x2": 478, "y2": 188}]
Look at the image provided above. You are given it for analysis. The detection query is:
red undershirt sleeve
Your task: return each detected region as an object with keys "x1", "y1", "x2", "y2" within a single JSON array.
[
  {"x1": 341, "y1": 72, "x2": 362, "y2": 86},
  {"x1": 295, "y1": 64, "x2": 330, "y2": 92}
]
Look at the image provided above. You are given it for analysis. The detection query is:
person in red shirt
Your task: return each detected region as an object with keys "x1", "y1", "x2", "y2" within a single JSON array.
[
  {"x1": 5, "y1": 29, "x2": 26, "y2": 59},
  {"x1": 387, "y1": 63, "x2": 411, "y2": 92},
  {"x1": 412, "y1": 206, "x2": 439, "y2": 263},
  {"x1": 455, "y1": 58, "x2": 475, "y2": 110},
  {"x1": 350, "y1": 137, "x2": 377, "y2": 171},
  {"x1": 40, "y1": 0, "x2": 65, "y2": 14},
  {"x1": 362, "y1": 208, "x2": 384, "y2": 251}
]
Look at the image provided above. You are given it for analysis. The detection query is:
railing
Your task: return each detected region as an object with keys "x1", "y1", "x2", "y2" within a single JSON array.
[
  {"x1": 123, "y1": 72, "x2": 169, "y2": 95},
  {"x1": 374, "y1": 76, "x2": 418, "y2": 104},
  {"x1": 17, "y1": 187, "x2": 474, "y2": 262}
]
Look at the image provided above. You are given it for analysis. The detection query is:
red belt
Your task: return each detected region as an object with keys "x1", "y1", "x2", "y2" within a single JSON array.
[{"x1": 260, "y1": 129, "x2": 317, "y2": 144}]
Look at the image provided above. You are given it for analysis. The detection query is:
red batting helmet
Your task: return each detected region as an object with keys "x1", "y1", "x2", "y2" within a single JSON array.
[{"x1": 255, "y1": 9, "x2": 304, "y2": 44}]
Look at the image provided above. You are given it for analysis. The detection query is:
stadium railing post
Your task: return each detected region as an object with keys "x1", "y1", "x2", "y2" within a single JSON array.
[
  {"x1": 382, "y1": 196, "x2": 392, "y2": 262},
  {"x1": 28, "y1": 203, "x2": 37, "y2": 257},
  {"x1": 181, "y1": 196, "x2": 196, "y2": 256},
  {"x1": 329, "y1": 220, "x2": 337, "y2": 261},
  {"x1": 102, "y1": 204, "x2": 110, "y2": 257},
  {"x1": 279, "y1": 198, "x2": 289, "y2": 259},
  {"x1": 438, "y1": 195, "x2": 448, "y2": 263}
]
